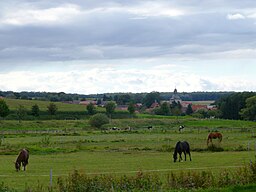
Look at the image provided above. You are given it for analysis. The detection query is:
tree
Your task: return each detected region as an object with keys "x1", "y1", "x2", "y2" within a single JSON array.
[
  {"x1": 186, "y1": 104, "x2": 193, "y2": 115},
  {"x1": 128, "y1": 102, "x2": 135, "y2": 115},
  {"x1": 170, "y1": 101, "x2": 182, "y2": 116},
  {"x1": 47, "y1": 103, "x2": 58, "y2": 115},
  {"x1": 105, "y1": 101, "x2": 116, "y2": 118},
  {"x1": 86, "y1": 103, "x2": 96, "y2": 115},
  {"x1": 143, "y1": 92, "x2": 160, "y2": 108},
  {"x1": 17, "y1": 105, "x2": 27, "y2": 123},
  {"x1": 89, "y1": 113, "x2": 109, "y2": 129},
  {"x1": 31, "y1": 104, "x2": 40, "y2": 117},
  {"x1": 240, "y1": 96, "x2": 256, "y2": 121},
  {"x1": 161, "y1": 102, "x2": 170, "y2": 115},
  {"x1": 0, "y1": 99, "x2": 9, "y2": 119},
  {"x1": 217, "y1": 92, "x2": 255, "y2": 119}
]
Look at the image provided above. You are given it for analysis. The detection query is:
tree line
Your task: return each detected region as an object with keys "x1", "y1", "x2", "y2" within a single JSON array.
[
  {"x1": 1, "y1": 91, "x2": 255, "y2": 121},
  {"x1": 0, "y1": 90, "x2": 234, "y2": 103}
]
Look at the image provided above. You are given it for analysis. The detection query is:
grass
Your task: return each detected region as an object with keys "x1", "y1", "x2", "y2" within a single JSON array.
[
  {"x1": 0, "y1": 151, "x2": 255, "y2": 190},
  {"x1": 4, "y1": 98, "x2": 87, "y2": 112},
  {"x1": 0, "y1": 103, "x2": 255, "y2": 190}
]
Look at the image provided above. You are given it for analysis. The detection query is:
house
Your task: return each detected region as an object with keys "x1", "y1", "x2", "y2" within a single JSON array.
[
  {"x1": 192, "y1": 104, "x2": 208, "y2": 112},
  {"x1": 116, "y1": 105, "x2": 128, "y2": 111},
  {"x1": 79, "y1": 100, "x2": 97, "y2": 105},
  {"x1": 150, "y1": 101, "x2": 160, "y2": 108}
]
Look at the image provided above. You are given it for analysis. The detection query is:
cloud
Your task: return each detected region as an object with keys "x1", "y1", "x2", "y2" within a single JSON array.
[
  {"x1": 0, "y1": 4, "x2": 82, "y2": 26},
  {"x1": 227, "y1": 13, "x2": 245, "y2": 20},
  {"x1": 0, "y1": 1, "x2": 256, "y2": 93},
  {"x1": 0, "y1": 63, "x2": 255, "y2": 94}
]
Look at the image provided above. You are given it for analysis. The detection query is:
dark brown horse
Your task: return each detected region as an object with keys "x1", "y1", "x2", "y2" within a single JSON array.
[
  {"x1": 15, "y1": 149, "x2": 29, "y2": 171},
  {"x1": 173, "y1": 141, "x2": 192, "y2": 162},
  {"x1": 207, "y1": 132, "x2": 222, "y2": 145}
]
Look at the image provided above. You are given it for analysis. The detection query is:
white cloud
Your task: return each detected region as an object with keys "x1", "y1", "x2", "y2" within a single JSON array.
[
  {"x1": 1, "y1": 4, "x2": 82, "y2": 26},
  {"x1": 227, "y1": 13, "x2": 245, "y2": 20},
  {"x1": 0, "y1": 64, "x2": 255, "y2": 94},
  {"x1": 126, "y1": 2, "x2": 185, "y2": 17}
]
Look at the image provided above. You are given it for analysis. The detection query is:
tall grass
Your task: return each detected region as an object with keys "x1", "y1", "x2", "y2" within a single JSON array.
[{"x1": 53, "y1": 160, "x2": 256, "y2": 191}]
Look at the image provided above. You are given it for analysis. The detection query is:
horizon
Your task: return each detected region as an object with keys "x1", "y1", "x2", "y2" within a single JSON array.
[
  {"x1": 0, "y1": 1, "x2": 256, "y2": 94},
  {"x1": 0, "y1": 89, "x2": 246, "y2": 96}
]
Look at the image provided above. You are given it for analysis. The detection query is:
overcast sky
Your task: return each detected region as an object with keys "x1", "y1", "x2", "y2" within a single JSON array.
[{"x1": 0, "y1": 0, "x2": 256, "y2": 94}]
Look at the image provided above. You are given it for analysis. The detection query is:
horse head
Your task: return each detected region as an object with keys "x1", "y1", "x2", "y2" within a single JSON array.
[
  {"x1": 15, "y1": 161, "x2": 20, "y2": 171},
  {"x1": 173, "y1": 153, "x2": 178, "y2": 162}
]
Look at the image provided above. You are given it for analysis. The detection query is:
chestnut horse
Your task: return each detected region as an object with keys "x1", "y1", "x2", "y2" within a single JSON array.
[
  {"x1": 207, "y1": 132, "x2": 222, "y2": 145},
  {"x1": 15, "y1": 149, "x2": 29, "y2": 171}
]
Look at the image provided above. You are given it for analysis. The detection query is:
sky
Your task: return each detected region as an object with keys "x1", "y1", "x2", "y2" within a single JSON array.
[{"x1": 0, "y1": 0, "x2": 256, "y2": 94}]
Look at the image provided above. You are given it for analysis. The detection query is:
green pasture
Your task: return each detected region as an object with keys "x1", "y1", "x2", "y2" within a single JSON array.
[
  {"x1": 0, "y1": 151, "x2": 255, "y2": 191},
  {"x1": 0, "y1": 116, "x2": 255, "y2": 190},
  {"x1": 4, "y1": 98, "x2": 87, "y2": 112}
]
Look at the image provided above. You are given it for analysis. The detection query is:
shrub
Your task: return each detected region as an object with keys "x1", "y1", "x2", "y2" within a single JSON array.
[
  {"x1": 89, "y1": 113, "x2": 109, "y2": 129},
  {"x1": 57, "y1": 170, "x2": 162, "y2": 192},
  {"x1": 207, "y1": 144, "x2": 224, "y2": 152}
]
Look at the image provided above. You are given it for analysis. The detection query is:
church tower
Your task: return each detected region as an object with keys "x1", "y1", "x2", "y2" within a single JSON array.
[{"x1": 170, "y1": 87, "x2": 182, "y2": 103}]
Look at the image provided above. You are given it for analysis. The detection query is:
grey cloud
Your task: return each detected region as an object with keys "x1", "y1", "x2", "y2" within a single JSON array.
[{"x1": 0, "y1": 0, "x2": 256, "y2": 67}]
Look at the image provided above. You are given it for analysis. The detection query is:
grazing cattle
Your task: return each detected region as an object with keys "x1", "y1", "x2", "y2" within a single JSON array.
[
  {"x1": 173, "y1": 141, "x2": 191, "y2": 162},
  {"x1": 207, "y1": 132, "x2": 222, "y2": 146},
  {"x1": 15, "y1": 149, "x2": 29, "y2": 171},
  {"x1": 109, "y1": 127, "x2": 121, "y2": 131},
  {"x1": 124, "y1": 126, "x2": 131, "y2": 131},
  {"x1": 147, "y1": 126, "x2": 153, "y2": 130},
  {"x1": 179, "y1": 125, "x2": 185, "y2": 132}
]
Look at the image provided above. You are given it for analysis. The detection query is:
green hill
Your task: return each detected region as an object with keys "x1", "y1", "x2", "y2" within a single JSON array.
[{"x1": 4, "y1": 98, "x2": 86, "y2": 112}]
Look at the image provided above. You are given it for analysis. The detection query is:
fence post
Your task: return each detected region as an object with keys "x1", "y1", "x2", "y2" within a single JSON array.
[{"x1": 50, "y1": 169, "x2": 52, "y2": 188}]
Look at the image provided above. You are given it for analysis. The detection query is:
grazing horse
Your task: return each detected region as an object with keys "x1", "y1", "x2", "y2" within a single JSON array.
[
  {"x1": 207, "y1": 132, "x2": 222, "y2": 146},
  {"x1": 173, "y1": 141, "x2": 192, "y2": 162},
  {"x1": 15, "y1": 149, "x2": 29, "y2": 171}
]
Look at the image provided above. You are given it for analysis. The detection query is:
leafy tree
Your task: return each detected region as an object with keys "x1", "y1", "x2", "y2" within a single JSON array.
[
  {"x1": 0, "y1": 99, "x2": 9, "y2": 119},
  {"x1": 17, "y1": 105, "x2": 27, "y2": 123},
  {"x1": 161, "y1": 102, "x2": 170, "y2": 115},
  {"x1": 208, "y1": 109, "x2": 222, "y2": 118},
  {"x1": 96, "y1": 99, "x2": 102, "y2": 105},
  {"x1": 86, "y1": 103, "x2": 96, "y2": 115},
  {"x1": 170, "y1": 101, "x2": 182, "y2": 116},
  {"x1": 240, "y1": 96, "x2": 256, "y2": 121},
  {"x1": 186, "y1": 104, "x2": 193, "y2": 115},
  {"x1": 114, "y1": 94, "x2": 131, "y2": 105},
  {"x1": 47, "y1": 103, "x2": 58, "y2": 115},
  {"x1": 31, "y1": 104, "x2": 40, "y2": 117},
  {"x1": 196, "y1": 109, "x2": 209, "y2": 118},
  {"x1": 143, "y1": 92, "x2": 161, "y2": 108},
  {"x1": 89, "y1": 113, "x2": 109, "y2": 129},
  {"x1": 217, "y1": 92, "x2": 255, "y2": 119},
  {"x1": 128, "y1": 102, "x2": 135, "y2": 115},
  {"x1": 105, "y1": 101, "x2": 116, "y2": 118}
]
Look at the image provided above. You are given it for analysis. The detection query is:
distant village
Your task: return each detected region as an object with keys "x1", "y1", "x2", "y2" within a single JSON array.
[{"x1": 62, "y1": 88, "x2": 217, "y2": 115}]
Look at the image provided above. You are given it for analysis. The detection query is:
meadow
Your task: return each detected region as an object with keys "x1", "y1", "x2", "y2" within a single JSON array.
[
  {"x1": 0, "y1": 99, "x2": 256, "y2": 191},
  {"x1": 0, "y1": 116, "x2": 256, "y2": 191}
]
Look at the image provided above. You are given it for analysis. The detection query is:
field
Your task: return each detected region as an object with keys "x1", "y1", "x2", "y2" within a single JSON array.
[
  {"x1": 0, "y1": 114, "x2": 256, "y2": 191},
  {"x1": 0, "y1": 99, "x2": 256, "y2": 191}
]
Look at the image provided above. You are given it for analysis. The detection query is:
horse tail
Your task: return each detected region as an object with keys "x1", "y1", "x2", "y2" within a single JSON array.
[
  {"x1": 219, "y1": 133, "x2": 222, "y2": 142},
  {"x1": 207, "y1": 135, "x2": 210, "y2": 145}
]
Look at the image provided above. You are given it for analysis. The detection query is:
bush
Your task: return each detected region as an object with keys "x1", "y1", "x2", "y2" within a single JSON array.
[
  {"x1": 89, "y1": 113, "x2": 109, "y2": 129},
  {"x1": 207, "y1": 144, "x2": 224, "y2": 152},
  {"x1": 57, "y1": 170, "x2": 162, "y2": 192}
]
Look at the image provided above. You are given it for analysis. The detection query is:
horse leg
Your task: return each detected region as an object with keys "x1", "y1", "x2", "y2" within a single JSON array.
[
  {"x1": 179, "y1": 152, "x2": 182, "y2": 162},
  {"x1": 184, "y1": 152, "x2": 187, "y2": 161},
  {"x1": 188, "y1": 151, "x2": 192, "y2": 161},
  {"x1": 22, "y1": 162, "x2": 27, "y2": 171}
]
